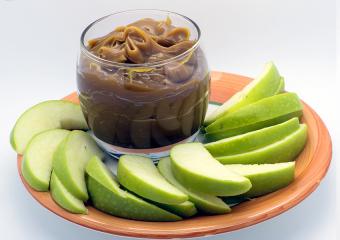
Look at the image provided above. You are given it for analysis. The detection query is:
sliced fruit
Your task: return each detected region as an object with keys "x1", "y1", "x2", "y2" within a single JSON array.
[
  {"x1": 117, "y1": 155, "x2": 188, "y2": 204},
  {"x1": 274, "y1": 77, "x2": 285, "y2": 94},
  {"x1": 170, "y1": 143, "x2": 251, "y2": 196},
  {"x1": 155, "y1": 201, "x2": 197, "y2": 218},
  {"x1": 204, "y1": 117, "x2": 300, "y2": 157},
  {"x1": 86, "y1": 156, "x2": 181, "y2": 221},
  {"x1": 216, "y1": 124, "x2": 307, "y2": 164},
  {"x1": 11, "y1": 100, "x2": 88, "y2": 154},
  {"x1": 53, "y1": 130, "x2": 104, "y2": 201},
  {"x1": 204, "y1": 62, "x2": 282, "y2": 125},
  {"x1": 50, "y1": 171, "x2": 87, "y2": 214},
  {"x1": 205, "y1": 92, "x2": 303, "y2": 141},
  {"x1": 158, "y1": 157, "x2": 231, "y2": 214},
  {"x1": 225, "y1": 162, "x2": 295, "y2": 197},
  {"x1": 22, "y1": 129, "x2": 69, "y2": 191}
]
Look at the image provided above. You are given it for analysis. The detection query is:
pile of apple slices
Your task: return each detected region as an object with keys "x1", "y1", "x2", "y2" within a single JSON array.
[{"x1": 11, "y1": 62, "x2": 307, "y2": 222}]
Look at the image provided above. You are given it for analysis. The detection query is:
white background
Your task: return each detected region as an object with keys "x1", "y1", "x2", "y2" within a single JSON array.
[{"x1": 0, "y1": 0, "x2": 338, "y2": 239}]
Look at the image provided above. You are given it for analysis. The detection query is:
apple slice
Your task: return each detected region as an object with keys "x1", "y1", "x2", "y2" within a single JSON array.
[
  {"x1": 158, "y1": 157, "x2": 231, "y2": 214},
  {"x1": 204, "y1": 62, "x2": 282, "y2": 125},
  {"x1": 155, "y1": 201, "x2": 197, "y2": 218},
  {"x1": 216, "y1": 124, "x2": 307, "y2": 164},
  {"x1": 225, "y1": 162, "x2": 295, "y2": 197},
  {"x1": 50, "y1": 171, "x2": 87, "y2": 214},
  {"x1": 170, "y1": 143, "x2": 251, "y2": 196},
  {"x1": 86, "y1": 156, "x2": 181, "y2": 221},
  {"x1": 117, "y1": 155, "x2": 188, "y2": 204},
  {"x1": 274, "y1": 77, "x2": 285, "y2": 94},
  {"x1": 205, "y1": 92, "x2": 303, "y2": 141},
  {"x1": 11, "y1": 100, "x2": 88, "y2": 154},
  {"x1": 21, "y1": 129, "x2": 70, "y2": 191},
  {"x1": 53, "y1": 130, "x2": 104, "y2": 201},
  {"x1": 205, "y1": 117, "x2": 300, "y2": 157}
]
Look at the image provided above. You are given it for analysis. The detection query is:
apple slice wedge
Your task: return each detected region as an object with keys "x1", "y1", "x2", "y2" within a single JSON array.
[
  {"x1": 170, "y1": 143, "x2": 251, "y2": 196},
  {"x1": 205, "y1": 92, "x2": 303, "y2": 141},
  {"x1": 154, "y1": 200, "x2": 197, "y2": 218},
  {"x1": 204, "y1": 62, "x2": 282, "y2": 126},
  {"x1": 205, "y1": 117, "x2": 300, "y2": 157},
  {"x1": 225, "y1": 162, "x2": 295, "y2": 197},
  {"x1": 11, "y1": 100, "x2": 88, "y2": 154},
  {"x1": 216, "y1": 124, "x2": 307, "y2": 164},
  {"x1": 53, "y1": 130, "x2": 104, "y2": 201},
  {"x1": 158, "y1": 157, "x2": 231, "y2": 214},
  {"x1": 117, "y1": 155, "x2": 188, "y2": 204},
  {"x1": 50, "y1": 171, "x2": 87, "y2": 214},
  {"x1": 274, "y1": 77, "x2": 285, "y2": 94},
  {"x1": 86, "y1": 156, "x2": 181, "y2": 221},
  {"x1": 22, "y1": 129, "x2": 70, "y2": 191}
]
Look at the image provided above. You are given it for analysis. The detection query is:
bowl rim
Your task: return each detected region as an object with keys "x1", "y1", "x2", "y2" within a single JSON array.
[{"x1": 80, "y1": 9, "x2": 201, "y2": 68}]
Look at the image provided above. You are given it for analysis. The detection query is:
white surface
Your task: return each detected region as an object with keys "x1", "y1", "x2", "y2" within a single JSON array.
[{"x1": 0, "y1": 0, "x2": 337, "y2": 239}]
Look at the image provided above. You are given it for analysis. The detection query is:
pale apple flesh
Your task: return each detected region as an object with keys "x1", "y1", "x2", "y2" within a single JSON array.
[
  {"x1": 158, "y1": 157, "x2": 231, "y2": 214},
  {"x1": 205, "y1": 117, "x2": 300, "y2": 157},
  {"x1": 22, "y1": 129, "x2": 70, "y2": 191},
  {"x1": 225, "y1": 162, "x2": 295, "y2": 197},
  {"x1": 170, "y1": 143, "x2": 252, "y2": 196},
  {"x1": 53, "y1": 130, "x2": 104, "y2": 201},
  {"x1": 11, "y1": 100, "x2": 88, "y2": 154},
  {"x1": 50, "y1": 171, "x2": 87, "y2": 214},
  {"x1": 86, "y1": 156, "x2": 182, "y2": 221},
  {"x1": 117, "y1": 155, "x2": 188, "y2": 204},
  {"x1": 204, "y1": 62, "x2": 282, "y2": 126},
  {"x1": 216, "y1": 124, "x2": 307, "y2": 164}
]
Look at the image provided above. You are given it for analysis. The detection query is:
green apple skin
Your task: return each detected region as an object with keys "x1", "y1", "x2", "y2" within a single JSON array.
[
  {"x1": 154, "y1": 201, "x2": 197, "y2": 218},
  {"x1": 53, "y1": 130, "x2": 104, "y2": 201},
  {"x1": 50, "y1": 171, "x2": 87, "y2": 214},
  {"x1": 11, "y1": 100, "x2": 88, "y2": 154},
  {"x1": 21, "y1": 129, "x2": 70, "y2": 191},
  {"x1": 225, "y1": 162, "x2": 295, "y2": 197},
  {"x1": 205, "y1": 92, "x2": 303, "y2": 141},
  {"x1": 216, "y1": 124, "x2": 307, "y2": 164},
  {"x1": 205, "y1": 117, "x2": 300, "y2": 157},
  {"x1": 117, "y1": 155, "x2": 188, "y2": 204},
  {"x1": 204, "y1": 62, "x2": 282, "y2": 126},
  {"x1": 274, "y1": 77, "x2": 285, "y2": 94},
  {"x1": 158, "y1": 157, "x2": 231, "y2": 214},
  {"x1": 170, "y1": 143, "x2": 251, "y2": 196},
  {"x1": 86, "y1": 156, "x2": 181, "y2": 221}
]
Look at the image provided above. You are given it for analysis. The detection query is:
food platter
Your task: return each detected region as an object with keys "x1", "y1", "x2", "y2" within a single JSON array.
[{"x1": 17, "y1": 71, "x2": 332, "y2": 239}]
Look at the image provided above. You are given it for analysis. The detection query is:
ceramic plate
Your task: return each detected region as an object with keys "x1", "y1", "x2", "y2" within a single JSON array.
[{"x1": 17, "y1": 71, "x2": 332, "y2": 239}]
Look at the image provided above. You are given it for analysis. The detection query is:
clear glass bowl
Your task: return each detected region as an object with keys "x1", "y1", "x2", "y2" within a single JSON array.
[{"x1": 77, "y1": 9, "x2": 210, "y2": 159}]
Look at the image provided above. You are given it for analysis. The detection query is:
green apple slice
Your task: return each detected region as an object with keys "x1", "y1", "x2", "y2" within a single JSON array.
[
  {"x1": 50, "y1": 171, "x2": 87, "y2": 214},
  {"x1": 274, "y1": 77, "x2": 285, "y2": 94},
  {"x1": 154, "y1": 201, "x2": 197, "y2": 218},
  {"x1": 225, "y1": 162, "x2": 295, "y2": 197},
  {"x1": 205, "y1": 92, "x2": 303, "y2": 141},
  {"x1": 86, "y1": 156, "x2": 181, "y2": 221},
  {"x1": 216, "y1": 124, "x2": 307, "y2": 164},
  {"x1": 205, "y1": 117, "x2": 300, "y2": 157},
  {"x1": 21, "y1": 129, "x2": 70, "y2": 191},
  {"x1": 117, "y1": 155, "x2": 188, "y2": 204},
  {"x1": 158, "y1": 157, "x2": 231, "y2": 214},
  {"x1": 204, "y1": 62, "x2": 282, "y2": 125},
  {"x1": 170, "y1": 143, "x2": 251, "y2": 196},
  {"x1": 11, "y1": 100, "x2": 88, "y2": 154},
  {"x1": 53, "y1": 130, "x2": 104, "y2": 201}
]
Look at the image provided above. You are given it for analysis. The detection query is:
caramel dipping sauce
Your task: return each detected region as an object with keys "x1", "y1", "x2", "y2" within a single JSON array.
[{"x1": 77, "y1": 15, "x2": 210, "y2": 149}]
